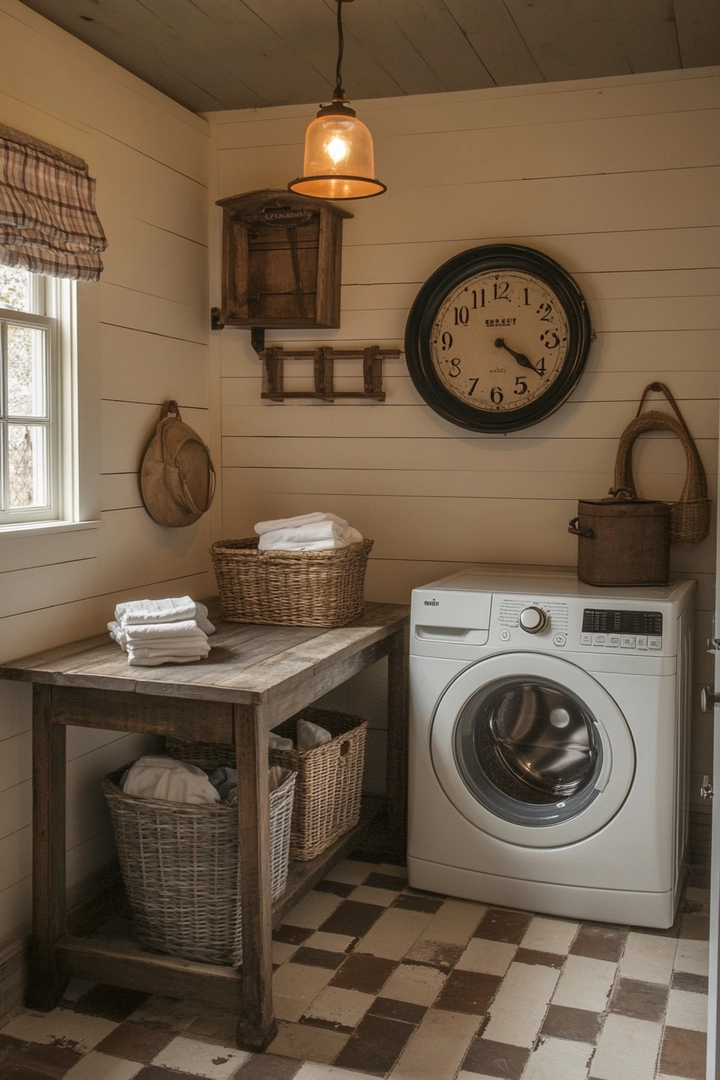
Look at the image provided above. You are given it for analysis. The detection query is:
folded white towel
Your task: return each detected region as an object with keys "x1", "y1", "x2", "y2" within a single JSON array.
[
  {"x1": 259, "y1": 524, "x2": 363, "y2": 552},
  {"x1": 254, "y1": 512, "x2": 348, "y2": 536},
  {"x1": 127, "y1": 653, "x2": 207, "y2": 666},
  {"x1": 269, "y1": 733, "x2": 294, "y2": 751},
  {"x1": 127, "y1": 642, "x2": 210, "y2": 658},
  {"x1": 123, "y1": 757, "x2": 220, "y2": 803},
  {"x1": 124, "y1": 621, "x2": 209, "y2": 644},
  {"x1": 115, "y1": 596, "x2": 215, "y2": 634},
  {"x1": 297, "y1": 718, "x2": 333, "y2": 751}
]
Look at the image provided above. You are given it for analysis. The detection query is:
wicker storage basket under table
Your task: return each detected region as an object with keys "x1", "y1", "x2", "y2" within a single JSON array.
[
  {"x1": 102, "y1": 765, "x2": 296, "y2": 967},
  {"x1": 210, "y1": 537, "x2": 373, "y2": 627},
  {"x1": 166, "y1": 707, "x2": 368, "y2": 862}
]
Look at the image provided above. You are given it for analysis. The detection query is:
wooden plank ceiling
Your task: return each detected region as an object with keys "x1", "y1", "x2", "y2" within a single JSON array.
[{"x1": 18, "y1": 0, "x2": 720, "y2": 114}]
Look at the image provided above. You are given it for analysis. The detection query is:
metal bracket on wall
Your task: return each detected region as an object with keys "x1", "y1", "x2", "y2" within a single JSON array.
[{"x1": 261, "y1": 346, "x2": 398, "y2": 402}]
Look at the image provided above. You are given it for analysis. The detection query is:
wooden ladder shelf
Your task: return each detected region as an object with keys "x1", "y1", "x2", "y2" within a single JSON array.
[{"x1": 261, "y1": 345, "x2": 398, "y2": 402}]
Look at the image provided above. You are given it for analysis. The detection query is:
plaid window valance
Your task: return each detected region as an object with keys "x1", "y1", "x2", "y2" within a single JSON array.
[{"x1": 0, "y1": 123, "x2": 107, "y2": 282}]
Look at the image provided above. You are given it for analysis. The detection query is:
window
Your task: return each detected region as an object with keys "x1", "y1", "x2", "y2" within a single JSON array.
[{"x1": 0, "y1": 265, "x2": 74, "y2": 526}]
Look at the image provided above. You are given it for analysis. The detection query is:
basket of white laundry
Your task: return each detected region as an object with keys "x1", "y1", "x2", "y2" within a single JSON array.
[
  {"x1": 210, "y1": 537, "x2": 374, "y2": 627},
  {"x1": 166, "y1": 706, "x2": 368, "y2": 862},
  {"x1": 102, "y1": 763, "x2": 296, "y2": 966}
]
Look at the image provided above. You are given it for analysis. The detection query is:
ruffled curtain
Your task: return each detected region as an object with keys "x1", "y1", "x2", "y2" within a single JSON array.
[{"x1": 0, "y1": 123, "x2": 107, "y2": 282}]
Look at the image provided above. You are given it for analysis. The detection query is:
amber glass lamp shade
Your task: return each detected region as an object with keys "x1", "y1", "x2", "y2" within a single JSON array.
[{"x1": 289, "y1": 100, "x2": 386, "y2": 200}]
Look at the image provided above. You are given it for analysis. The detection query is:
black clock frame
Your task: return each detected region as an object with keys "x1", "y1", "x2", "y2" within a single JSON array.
[{"x1": 404, "y1": 244, "x2": 592, "y2": 433}]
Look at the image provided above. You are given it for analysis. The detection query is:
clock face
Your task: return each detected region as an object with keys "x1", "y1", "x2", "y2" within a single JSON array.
[{"x1": 405, "y1": 245, "x2": 592, "y2": 432}]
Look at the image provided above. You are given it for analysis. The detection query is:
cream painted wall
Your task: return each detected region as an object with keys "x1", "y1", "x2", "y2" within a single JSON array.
[
  {"x1": 0, "y1": 0, "x2": 210, "y2": 947},
  {"x1": 207, "y1": 68, "x2": 720, "y2": 821}
]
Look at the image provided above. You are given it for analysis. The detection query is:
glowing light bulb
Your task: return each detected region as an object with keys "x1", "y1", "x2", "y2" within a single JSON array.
[{"x1": 326, "y1": 135, "x2": 350, "y2": 165}]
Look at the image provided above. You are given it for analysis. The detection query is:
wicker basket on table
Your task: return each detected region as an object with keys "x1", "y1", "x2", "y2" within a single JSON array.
[
  {"x1": 166, "y1": 706, "x2": 368, "y2": 862},
  {"x1": 102, "y1": 765, "x2": 296, "y2": 966},
  {"x1": 210, "y1": 537, "x2": 373, "y2": 627}
]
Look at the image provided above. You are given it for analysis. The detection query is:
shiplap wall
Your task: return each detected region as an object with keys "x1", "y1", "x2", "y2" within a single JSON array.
[
  {"x1": 0, "y1": 0, "x2": 210, "y2": 948},
  {"x1": 208, "y1": 67, "x2": 720, "y2": 816}
]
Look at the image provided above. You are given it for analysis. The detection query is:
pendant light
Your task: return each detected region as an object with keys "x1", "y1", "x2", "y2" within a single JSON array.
[{"x1": 289, "y1": 0, "x2": 386, "y2": 200}]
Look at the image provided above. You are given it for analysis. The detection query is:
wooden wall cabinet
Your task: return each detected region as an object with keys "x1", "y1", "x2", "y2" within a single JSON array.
[{"x1": 215, "y1": 189, "x2": 353, "y2": 330}]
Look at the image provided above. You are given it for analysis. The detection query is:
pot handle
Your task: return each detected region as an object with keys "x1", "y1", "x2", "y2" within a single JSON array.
[{"x1": 568, "y1": 517, "x2": 595, "y2": 539}]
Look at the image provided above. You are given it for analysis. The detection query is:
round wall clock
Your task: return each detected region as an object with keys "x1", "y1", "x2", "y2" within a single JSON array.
[{"x1": 404, "y1": 244, "x2": 592, "y2": 432}]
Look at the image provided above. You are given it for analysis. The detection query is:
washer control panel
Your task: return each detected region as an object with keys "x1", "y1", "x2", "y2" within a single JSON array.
[
  {"x1": 580, "y1": 608, "x2": 663, "y2": 651},
  {"x1": 493, "y1": 598, "x2": 664, "y2": 652}
]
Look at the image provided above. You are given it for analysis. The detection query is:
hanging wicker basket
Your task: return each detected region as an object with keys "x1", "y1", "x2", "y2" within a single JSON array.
[{"x1": 611, "y1": 382, "x2": 711, "y2": 546}]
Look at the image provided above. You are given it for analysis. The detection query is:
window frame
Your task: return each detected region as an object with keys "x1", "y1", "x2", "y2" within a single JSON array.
[{"x1": 0, "y1": 272, "x2": 88, "y2": 531}]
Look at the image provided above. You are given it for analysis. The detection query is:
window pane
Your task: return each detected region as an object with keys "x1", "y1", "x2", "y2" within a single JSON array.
[
  {"x1": 7, "y1": 325, "x2": 47, "y2": 416},
  {"x1": 0, "y1": 266, "x2": 31, "y2": 312},
  {"x1": 8, "y1": 424, "x2": 48, "y2": 508}
]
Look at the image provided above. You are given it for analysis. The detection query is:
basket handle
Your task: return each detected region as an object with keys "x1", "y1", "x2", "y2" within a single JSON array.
[
  {"x1": 611, "y1": 400, "x2": 708, "y2": 505},
  {"x1": 635, "y1": 381, "x2": 692, "y2": 438}
]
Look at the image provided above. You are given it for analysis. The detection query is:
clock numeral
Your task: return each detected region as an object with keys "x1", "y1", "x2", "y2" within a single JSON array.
[
  {"x1": 523, "y1": 287, "x2": 531, "y2": 305},
  {"x1": 478, "y1": 289, "x2": 486, "y2": 308},
  {"x1": 535, "y1": 357, "x2": 546, "y2": 376},
  {"x1": 537, "y1": 302, "x2": 554, "y2": 322},
  {"x1": 541, "y1": 330, "x2": 561, "y2": 350},
  {"x1": 493, "y1": 281, "x2": 510, "y2": 302},
  {"x1": 514, "y1": 377, "x2": 528, "y2": 396},
  {"x1": 441, "y1": 331, "x2": 453, "y2": 351},
  {"x1": 453, "y1": 306, "x2": 470, "y2": 325},
  {"x1": 449, "y1": 357, "x2": 462, "y2": 377},
  {"x1": 490, "y1": 386, "x2": 504, "y2": 405},
  {"x1": 470, "y1": 290, "x2": 479, "y2": 309},
  {"x1": 468, "y1": 378, "x2": 480, "y2": 397}
]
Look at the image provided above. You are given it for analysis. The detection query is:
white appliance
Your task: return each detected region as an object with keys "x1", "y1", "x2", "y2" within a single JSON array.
[{"x1": 408, "y1": 568, "x2": 695, "y2": 928}]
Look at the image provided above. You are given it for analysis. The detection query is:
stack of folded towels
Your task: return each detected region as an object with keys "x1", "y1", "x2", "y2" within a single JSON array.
[
  {"x1": 255, "y1": 511, "x2": 363, "y2": 552},
  {"x1": 108, "y1": 595, "x2": 215, "y2": 666}
]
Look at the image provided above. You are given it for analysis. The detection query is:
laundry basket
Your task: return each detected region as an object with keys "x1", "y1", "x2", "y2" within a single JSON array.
[
  {"x1": 102, "y1": 765, "x2": 296, "y2": 966},
  {"x1": 166, "y1": 706, "x2": 368, "y2": 862},
  {"x1": 210, "y1": 537, "x2": 373, "y2": 626}
]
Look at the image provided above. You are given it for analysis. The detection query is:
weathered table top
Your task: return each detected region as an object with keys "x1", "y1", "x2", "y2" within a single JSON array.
[{"x1": 0, "y1": 601, "x2": 410, "y2": 707}]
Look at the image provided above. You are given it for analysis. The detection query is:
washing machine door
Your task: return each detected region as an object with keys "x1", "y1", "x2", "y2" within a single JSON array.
[{"x1": 430, "y1": 652, "x2": 636, "y2": 848}]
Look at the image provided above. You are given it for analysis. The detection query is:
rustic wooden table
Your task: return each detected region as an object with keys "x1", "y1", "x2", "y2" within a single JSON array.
[{"x1": 0, "y1": 601, "x2": 409, "y2": 1050}]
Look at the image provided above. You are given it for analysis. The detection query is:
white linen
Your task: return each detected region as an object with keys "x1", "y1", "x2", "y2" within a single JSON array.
[
  {"x1": 114, "y1": 596, "x2": 215, "y2": 634},
  {"x1": 254, "y1": 511, "x2": 348, "y2": 536},
  {"x1": 127, "y1": 654, "x2": 207, "y2": 666},
  {"x1": 122, "y1": 756, "x2": 220, "y2": 803},
  {"x1": 297, "y1": 718, "x2": 333, "y2": 751},
  {"x1": 259, "y1": 524, "x2": 363, "y2": 552},
  {"x1": 123, "y1": 620, "x2": 209, "y2": 644}
]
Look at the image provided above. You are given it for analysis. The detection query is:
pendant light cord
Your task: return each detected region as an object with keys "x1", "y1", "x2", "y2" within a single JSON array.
[{"x1": 334, "y1": 0, "x2": 345, "y2": 99}]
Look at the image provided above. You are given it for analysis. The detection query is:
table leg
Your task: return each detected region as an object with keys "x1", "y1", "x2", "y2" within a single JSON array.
[
  {"x1": 27, "y1": 684, "x2": 67, "y2": 1010},
  {"x1": 233, "y1": 703, "x2": 277, "y2": 1051},
  {"x1": 386, "y1": 625, "x2": 409, "y2": 859}
]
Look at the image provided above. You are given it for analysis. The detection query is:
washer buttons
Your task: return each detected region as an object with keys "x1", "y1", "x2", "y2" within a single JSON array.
[
  {"x1": 607, "y1": 634, "x2": 621, "y2": 647},
  {"x1": 553, "y1": 634, "x2": 567, "y2": 647},
  {"x1": 593, "y1": 634, "x2": 607, "y2": 646},
  {"x1": 622, "y1": 635, "x2": 637, "y2": 648},
  {"x1": 648, "y1": 637, "x2": 662, "y2": 650},
  {"x1": 580, "y1": 633, "x2": 593, "y2": 645},
  {"x1": 499, "y1": 629, "x2": 511, "y2": 642},
  {"x1": 637, "y1": 635, "x2": 648, "y2": 649}
]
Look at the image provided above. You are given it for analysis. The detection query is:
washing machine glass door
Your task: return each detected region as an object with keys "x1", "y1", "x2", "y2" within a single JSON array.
[{"x1": 431, "y1": 652, "x2": 636, "y2": 848}]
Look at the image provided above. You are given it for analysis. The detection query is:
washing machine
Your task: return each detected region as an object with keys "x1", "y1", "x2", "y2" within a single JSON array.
[{"x1": 408, "y1": 567, "x2": 695, "y2": 928}]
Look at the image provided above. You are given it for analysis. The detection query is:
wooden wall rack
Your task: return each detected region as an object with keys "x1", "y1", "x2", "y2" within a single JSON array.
[{"x1": 261, "y1": 345, "x2": 399, "y2": 402}]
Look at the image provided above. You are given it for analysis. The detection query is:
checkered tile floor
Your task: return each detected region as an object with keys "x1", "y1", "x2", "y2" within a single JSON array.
[{"x1": 0, "y1": 860, "x2": 710, "y2": 1079}]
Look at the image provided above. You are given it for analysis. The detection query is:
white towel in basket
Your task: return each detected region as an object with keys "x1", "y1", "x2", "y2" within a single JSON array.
[
  {"x1": 258, "y1": 522, "x2": 363, "y2": 552},
  {"x1": 123, "y1": 756, "x2": 220, "y2": 804},
  {"x1": 254, "y1": 511, "x2": 348, "y2": 536}
]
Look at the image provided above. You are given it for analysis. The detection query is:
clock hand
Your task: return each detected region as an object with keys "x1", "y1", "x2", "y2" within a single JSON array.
[{"x1": 494, "y1": 337, "x2": 540, "y2": 375}]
